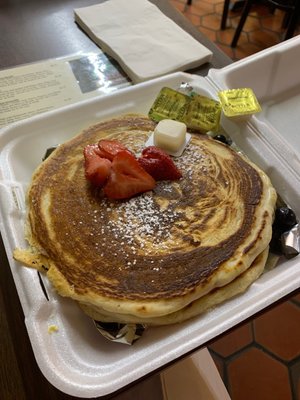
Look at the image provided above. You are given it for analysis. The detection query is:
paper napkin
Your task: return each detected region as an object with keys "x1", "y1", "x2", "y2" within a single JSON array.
[{"x1": 74, "y1": 0, "x2": 212, "y2": 83}]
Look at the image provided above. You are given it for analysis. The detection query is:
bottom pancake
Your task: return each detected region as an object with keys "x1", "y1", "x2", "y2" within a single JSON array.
[{"x1": 79, "y1": 247, "x2": 268, "y2": 326}]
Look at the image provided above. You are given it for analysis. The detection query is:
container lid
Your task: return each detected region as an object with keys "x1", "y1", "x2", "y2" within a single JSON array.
[{"x1": 206, "y1": 35, "x2": 300, "y2": 215}]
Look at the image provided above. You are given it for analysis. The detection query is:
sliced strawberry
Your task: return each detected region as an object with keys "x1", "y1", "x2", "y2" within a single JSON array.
[
  {"x1": 84, "y1": 144, "x2": 111, "y2": 187},
  {"x1": 138, "y1": 157, "x2": 164, "y2": 181},
  {"x1": 142, "y1": 146, "x2": 175, "y2": 160},
  {"x1": 104, "y1": 151, "x2": 156, "y2": 199},
  {"x1": 140, "y1": 146, "x2": 182, "y2": 180},
  {"x1": 98, "y1": 139, "x2": 131, "y2": 161}
]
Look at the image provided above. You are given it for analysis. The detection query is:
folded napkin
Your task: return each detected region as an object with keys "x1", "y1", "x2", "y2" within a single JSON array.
[{"x1": 74, "y1": 0, "x2": 212, "y2": 83}]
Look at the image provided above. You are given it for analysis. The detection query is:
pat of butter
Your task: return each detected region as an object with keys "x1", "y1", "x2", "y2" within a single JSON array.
[{"x1": 154, "y1": 119, "x2": 187, "y2": 153}]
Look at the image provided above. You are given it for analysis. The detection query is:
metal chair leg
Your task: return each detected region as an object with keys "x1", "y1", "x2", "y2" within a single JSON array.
[
  {"x1": 284, "y1": 0, "x2": 300, "y2": 40},
  {"x1": 221, "y1": 0, "x2": 231, "y2": 29},
  {"x1": 231, "y1": 0, "x2": 253, "y2": 47}
]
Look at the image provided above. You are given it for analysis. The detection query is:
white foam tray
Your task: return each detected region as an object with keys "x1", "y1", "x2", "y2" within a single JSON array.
[{"x1": 0, "y1": 36, "x2": 300, "y2": 398}]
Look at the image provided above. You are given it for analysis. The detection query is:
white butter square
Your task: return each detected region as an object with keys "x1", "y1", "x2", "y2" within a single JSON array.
[
  {"x1": 145, "y1": 120, "x2": 191, "y2": 157},
  {"x1": 153, "y1": 120, "x2": 187, "y2": 153}
]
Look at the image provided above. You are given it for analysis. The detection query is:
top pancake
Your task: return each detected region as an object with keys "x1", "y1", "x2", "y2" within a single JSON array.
[{"x1": 21, "y1": 114, "x2": 276, "y2": 319}]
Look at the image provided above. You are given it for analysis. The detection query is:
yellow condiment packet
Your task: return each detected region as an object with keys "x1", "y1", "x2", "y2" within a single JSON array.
[
  {"x1": 218, "y1": 88, "x2": 261, "y2": 118},
  {"x1": 184, "y1": 94, "x2": 222, "y2": 133},
  {"x1": 148, "y1": 87, "x2": 190, "y2": 122},
  {"x1": 148, "y1": 87, "x2": 221, "y2": 133}
]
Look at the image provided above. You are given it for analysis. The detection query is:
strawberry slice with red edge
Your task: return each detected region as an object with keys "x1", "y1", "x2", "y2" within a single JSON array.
[
  {"x1": 84, "y1": 144, "x2": 111, "y2": 187},
  {"x1": 139, "y1": 146, "x2": 182, "y2": 181},
  {"x1": 104, "y1": 150, "x2": 156, "y2": 200},
  {"x1": 138, "y1": 157, "x2": 165, "y2": 181},
  {"x1": 98, "y1": 139, "x2": 132, "y2": 161}
]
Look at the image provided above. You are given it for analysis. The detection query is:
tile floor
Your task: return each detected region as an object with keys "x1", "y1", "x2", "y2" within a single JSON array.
[
  {"x1": 171, "y1": 0, "x2": 300, "y2": 61},
  {"x1": 208, "y1": 292, "x2": 300, "y2": 400},
  {"x1": 168, "y1": 1, "x2": 300, "y2": 399}
]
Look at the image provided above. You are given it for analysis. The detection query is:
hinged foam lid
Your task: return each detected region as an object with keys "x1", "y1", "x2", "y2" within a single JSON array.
[{"x1": 205, "y1": 36, "x2": 300, "y2": 215}]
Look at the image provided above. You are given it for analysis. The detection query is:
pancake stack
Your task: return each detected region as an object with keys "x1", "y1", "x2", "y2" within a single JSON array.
[{"x1": 14, "y1": 114, "x2": 277, "y2": 325}]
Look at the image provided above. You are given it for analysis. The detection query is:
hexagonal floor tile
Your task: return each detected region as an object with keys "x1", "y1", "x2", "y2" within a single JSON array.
[
  {"x1": 238, "y1": 15, "x2": 262, "y2": 33},
  {"x1": 227, "y1": 347, "x2": 292, "y2": 400},
  {"x1": 208, "y1": 321, "x2": 253, "y2": 358},
  {"x1": 261, "y1": 14, "x2": 286, "y2": 31},
  {"x1": 248, "y1": 29, "x2": 281, "y2": 47},
  {"x1": 198, "y1": 26, "x2": 218, "y2": 42},
  {"x1": 254, "y1": 301, "x2": 300, "y2": 361},
  {"x1": 185, "y1": 1, "x2": 215, "y2": 15},
  {"x1": 202, "y1": 13, "x2": 223, "y2": 30},
  {"x1": 216, "y1": 27, "x2": 237, "y2": 46},
  {"x1": 234, "y1": 40, "x2": 262, "y2": 59}
]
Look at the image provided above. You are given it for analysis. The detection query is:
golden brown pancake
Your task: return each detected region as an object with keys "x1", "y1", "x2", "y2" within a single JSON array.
[
  {"x1": 14, "y1": 114, "x2": 277, "y2": 324},
  {"x1": 79, "y1": 247, "x2": 269, "y2": 325}
]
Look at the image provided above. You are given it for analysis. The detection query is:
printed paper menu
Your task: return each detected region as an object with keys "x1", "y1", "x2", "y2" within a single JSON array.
[{"x1": 0, "y1": 52, "x2": 131, "y2": 128}]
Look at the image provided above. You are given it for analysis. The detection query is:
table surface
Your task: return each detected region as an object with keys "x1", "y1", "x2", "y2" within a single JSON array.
[{"x1": 0, "y1": 1, "x2": 232, "y2": 399}]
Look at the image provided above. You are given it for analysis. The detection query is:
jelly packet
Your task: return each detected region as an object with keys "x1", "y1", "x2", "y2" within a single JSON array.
[
  {"x1": 148, "y1": 87, "x2": 189, "y2": 123},
  {"x1": 184, "y1": 94, "x2": 221, "y2": 133},
  {"x1": 218, "y1": 88, "x2": 261, "y2": 119},
  {"x1": 148, "y1": 86, "x2": 221, "y2": 133}
]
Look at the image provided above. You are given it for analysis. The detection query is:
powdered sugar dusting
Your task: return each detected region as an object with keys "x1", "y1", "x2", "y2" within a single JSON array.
[
  {"x1": 106, "y1": 192, "x2": 179, "y2": 249},
  {"x1": 84, "y1": 139, "x2": 210, "y2": 267}
]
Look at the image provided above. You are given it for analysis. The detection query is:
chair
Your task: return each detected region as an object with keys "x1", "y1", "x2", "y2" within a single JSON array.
[
  {"x1": 185, "y1": 0, "x2": 300, "y2": 45},
  {"x1": 231, "y1": 0, "x2": 300, "y2": 47}
]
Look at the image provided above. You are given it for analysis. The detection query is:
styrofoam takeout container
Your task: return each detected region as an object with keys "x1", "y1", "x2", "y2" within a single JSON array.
[{"x1": 0, "y1": 36, "x2": 300, "y2": 398}]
